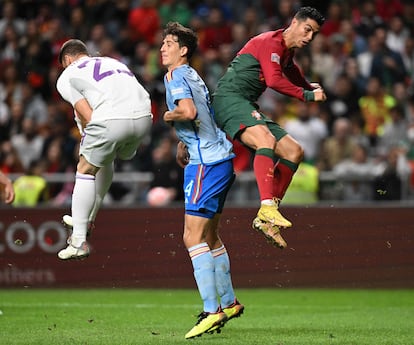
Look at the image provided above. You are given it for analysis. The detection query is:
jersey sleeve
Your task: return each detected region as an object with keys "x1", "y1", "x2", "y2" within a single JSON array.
[
  {"x1": 283, "y1": 61, "x2": 314, "y2": 90},
  {"x1": 168, "y1": 72, "x2": 193, "y2": 105},
  {"x1": 56, "y1": 70, "x2": 85, "y2": 106},
  {"x1": 256, "y1": 39, "x2": 311, "y2": 101}
]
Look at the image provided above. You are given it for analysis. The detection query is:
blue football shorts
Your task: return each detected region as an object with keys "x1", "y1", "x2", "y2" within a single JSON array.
[{"x1": 184, "y1": 159, "x2": 235, "y2": 219}]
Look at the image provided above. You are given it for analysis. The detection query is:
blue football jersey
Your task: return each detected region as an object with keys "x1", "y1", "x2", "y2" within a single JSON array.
[{"x1": 164, "y1": 64, "x2": 234, "y2": 165}]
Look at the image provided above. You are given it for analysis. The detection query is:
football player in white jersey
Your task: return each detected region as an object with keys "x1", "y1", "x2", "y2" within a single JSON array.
[
  {"x1": 56, "y1": 39, "x2": 152, "y2": 260},
  {"x1": 161, "y1": 22, "x2": 244, "y2": 339}
]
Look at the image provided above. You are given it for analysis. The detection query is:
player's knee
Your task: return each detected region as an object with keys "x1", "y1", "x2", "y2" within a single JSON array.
[
  {"x1": 295, "y1": 144, "x2": 305, "y2": 162},
  {"x1": 283, "y1": 142, "x2": 304, "y2": 163},
  {"x1": 77, "y1": 156, "x2": 99, "y2": 175},
  {"x1": 183, "y1": 225, "x2": 202, "y2": 249}
]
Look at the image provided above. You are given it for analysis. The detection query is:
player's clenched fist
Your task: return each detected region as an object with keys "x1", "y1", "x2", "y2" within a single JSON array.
[
  {"x1": 176, "y1": 141, "x2": 189, "y2": 168},
  {"x1": 313, "y1": 87, "x2": 327, "y2": 102}
]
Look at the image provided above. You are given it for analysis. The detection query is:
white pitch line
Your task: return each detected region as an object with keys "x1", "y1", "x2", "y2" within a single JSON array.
[{"x1": 0, "y1": 302, "x2": 200, "y2": 309}]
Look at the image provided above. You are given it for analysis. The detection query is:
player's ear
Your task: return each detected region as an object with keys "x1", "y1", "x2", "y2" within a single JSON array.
[{"x1": 180, "y1": 46, "x2": 188, "y2": 57}]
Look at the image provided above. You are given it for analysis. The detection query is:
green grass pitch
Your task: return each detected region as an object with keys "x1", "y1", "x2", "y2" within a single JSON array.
[{"x1": 1, "y1": 289, "x2": 413, "y2": 344}]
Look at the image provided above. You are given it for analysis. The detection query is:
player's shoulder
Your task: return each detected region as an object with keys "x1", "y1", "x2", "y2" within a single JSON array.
[{"x1": 169, "y1": 64, "x2": 192, "y2": 81}]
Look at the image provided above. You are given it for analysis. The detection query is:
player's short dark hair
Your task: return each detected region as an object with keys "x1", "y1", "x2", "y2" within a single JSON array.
[
  {"x1": 295, "y1": 7, "x2": 325, "y2": 26},
  {"x1": 58, "y1": 39, "x2": 89, "y2": 64},
  {"x1": 163, "y1": 22, "x2": 198, "y2": 59}
]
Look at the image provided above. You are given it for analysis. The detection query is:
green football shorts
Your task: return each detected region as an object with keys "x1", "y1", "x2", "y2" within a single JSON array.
[{"x1": 212, "y1": 95, "x2": 288, "y2": 141}]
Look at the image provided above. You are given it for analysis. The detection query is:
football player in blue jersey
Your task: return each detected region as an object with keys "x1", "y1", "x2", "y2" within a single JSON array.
[{"x1": 161, "y1": 22, "x2": 244, "y2": 339}]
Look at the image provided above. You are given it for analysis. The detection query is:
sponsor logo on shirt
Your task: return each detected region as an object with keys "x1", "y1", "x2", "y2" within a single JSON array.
[
  {"x1": 171, "y1": 87, "x2": 184, "y2": 95},
  {"x1": 271, "y1": 52, "x2": 280, "y2": 64}
]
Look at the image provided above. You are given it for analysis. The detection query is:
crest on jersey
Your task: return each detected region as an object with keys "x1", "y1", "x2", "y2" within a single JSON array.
[
  {"x1": 251, "y1": 110, "x2": 261, "y2": 120},
  {"x1": 271, "y1": 52, "x2": 280, "y2": 64}
]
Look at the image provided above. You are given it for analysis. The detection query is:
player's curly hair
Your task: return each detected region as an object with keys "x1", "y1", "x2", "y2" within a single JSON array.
[
  {"x1": 163, "y1": 22, "x2": 198, "y2": 59},
  {"x1": 295, "y1": 7, "x2": 325, "y2": 26}
]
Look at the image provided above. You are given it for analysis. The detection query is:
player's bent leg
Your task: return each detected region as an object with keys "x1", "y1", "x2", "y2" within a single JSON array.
[{"x1": 252, "y1": 217, "x2": 287, "y2": 249}]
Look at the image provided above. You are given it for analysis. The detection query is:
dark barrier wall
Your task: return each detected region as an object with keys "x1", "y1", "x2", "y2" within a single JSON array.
[{"x1": 0, "y1": 206, "x2": 413, "y2": 288}]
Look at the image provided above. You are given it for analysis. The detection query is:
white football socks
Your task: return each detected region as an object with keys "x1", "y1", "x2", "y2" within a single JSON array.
[
  {"x1": 71, "y1": 172, "x2": 96, "y2": 247},
  {"x1": 89, "y1": 163, "x2": 113, "y2": 223}
]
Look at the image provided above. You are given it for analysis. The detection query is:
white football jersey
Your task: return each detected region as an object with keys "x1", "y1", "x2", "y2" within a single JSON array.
[{"x1": 56, "y1": 56, "x2": 151, "y2": 121}]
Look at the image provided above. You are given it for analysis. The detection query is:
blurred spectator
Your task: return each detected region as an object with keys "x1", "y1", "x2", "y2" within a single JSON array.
[
  {"x1": 391, "y1": 82, "x2": 411, "y2": 117},
  {"x1": 355, "y1": 0, "x2": 384, "y2": 38},
  {"x1": 204, "y1": 43, "x2": 233, "y2": 92},
  {"x1": 10, "y1": 117, "x2": 44, "y2": 170},
  {"x1": 323, "y1": 72, "x2": 362, "y2": 130},
  {"x1": 43, "y1": 17, "x2": 69, "y2": 67},
  {"x1": 229, "y1": 22, "x2": 249, "y2": 56},
  {"x1": 356, "y1": 33, "x2": 380, "y2": 80},
  {"x1": 374, "y1": 0, "x2": 404, "y2": 23},
  {"x1": 67, "y1": 6, "x2": 89, "y2": 42},
  {"x1": 385, "y1": 15, "x2": 409, "y2": 55},
  {"x1": 283, "y1": 162, "x2": 319, "y2": 205},
  {"x1": 0, "y1": 61, "x2": 23, "y2": 106},
  {"x1": 332, "y1": 142, "x2": 381, "y2": 201},
  {"x1": 0, "y1": 23, "x2": 20, "y2": 62},
  {"x1": 17, "y1": 29, "x2": 53, "y2": 99},
  {"x1": 320, "y1": 1, "x2": 344, "y2": 38},
  {"x1": 198, "y1": 6, "x2": 233, "y2": 60},
  {"x1": 19, "y1": 82, "x2": 49, "y2": 135},
  {"x1": 402, "y1": 1, "x2": 414, "y2": 28},
  {"x1": 3, "y1": 101, "x2": 24, "y2": 141},
  {"x1": 318, "y1": 117, "x2": 358, "y2": 171},
  {"x1": 370, "y1": 25, "x2": 407, "y2": 92},
  {"x1": 147, "y1": 132, "x2": 184, "y2": 205},
  {"x1": 407, "y1": 123, "x2": 414, "y2": 165},
  {"x1": 194, "y1": 1, "x2": 233, "y2": 23},
  {"x1": 86, "y1": 24, "x2": 107, "y2": 56},
  {"x1": 324, "y1": 33, "x2": 349, "y2": 92},
  {"x1": 240, "y1": 6, "x2": 260, "y2": 39},
  {"x1": 338, "y1": 18, "x2": 367, "y2": 56},
  {"x1": 284, "y1": 101, "x2": 328, "y2": 165},
  {"x1": 273, "y1": 0, "x2": 297, "y2": 28},
  {"x1": 159, "y1": 0, "x2": 192, "y2": 27},
  {"x1": 401, "y1": 37, "x2": 414, "y2": 87},
  {"x1": 343, "y1": 57, "x2": 367, "y2": 97},
  {"x1": 358, "y1": 76, "x2": 396, "y2": 146},
  {"x1": 96, "y1": 36, "x2": 124, "y2": 62},
  {"x1": 0, "y1": 86, "x2": 10, "y2": 141},
  {"x1": 0, "y1": 1, "x2": 26, "y2": 39},
  {"x1": 41, "y1": 105, "x2": 78, "y2": 168},
  {"x1": 12, "y1": 159, "x2": 48, "y2": 207},
  {"x1": 310, "y1": 34, "x2": 337, "y2": 91},
  {"x1": 128, "y1": 0, "x2": 161, "y2": 45},
  {"x1": 34, "y1": 2, "x2": 55, "y2": 36},
  {"x1": 373, "y1": 145, "x2": 411, "y2": 200},
  {"x1": 0, "y1": 141, "x2": 24, "y2": 174},
  {"x1": 377, "y1": 104, "x2": 409, "y2": 155}
]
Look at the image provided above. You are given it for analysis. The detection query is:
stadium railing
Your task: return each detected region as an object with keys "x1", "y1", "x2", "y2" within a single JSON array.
[{"x1": 5, "y1": 170, "x2": 413, "y2": 206}]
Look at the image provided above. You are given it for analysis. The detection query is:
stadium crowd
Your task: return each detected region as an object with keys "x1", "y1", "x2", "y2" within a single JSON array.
[{"x1": 0, "y1": 0, "x2": 413, "y2": 206}]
